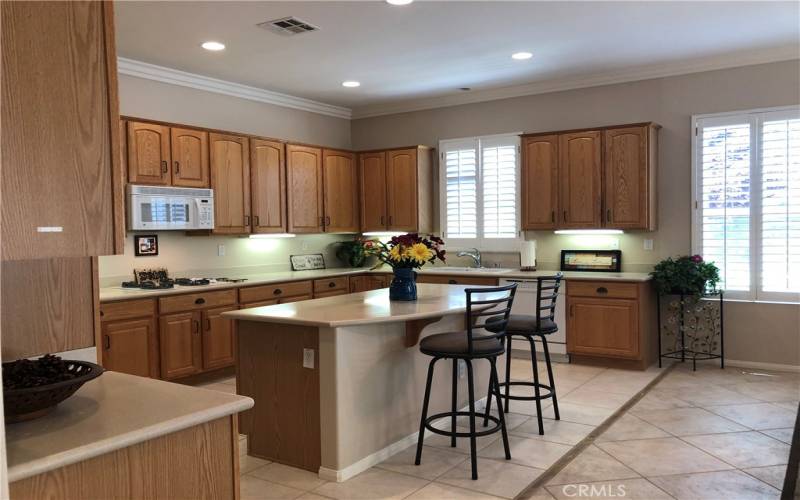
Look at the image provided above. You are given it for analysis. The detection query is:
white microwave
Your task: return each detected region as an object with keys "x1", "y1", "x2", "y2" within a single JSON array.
[{"x1": 127, "y1": 185, "x2": 214, "y2": 231}]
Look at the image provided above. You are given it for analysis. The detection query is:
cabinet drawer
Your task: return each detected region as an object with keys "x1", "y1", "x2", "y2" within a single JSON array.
[
  {"x1": 313, "y1": 277, "x2": 349, "y2": 294},
  {"x1": 567, "y1": 281, "x2": 639, "y2": 299},
  {"x1": 417, "y1": 275, "x2": 498, "y2": 286},
  {"x1": 239, "y1": 281, "x2": 312, "y2": 303},
  {"x1": 159, "y1": 289, "x2": 237, "y2": 314},
  {"x1": 100, "y1": 299, "x2": 157, "y2": 322}
]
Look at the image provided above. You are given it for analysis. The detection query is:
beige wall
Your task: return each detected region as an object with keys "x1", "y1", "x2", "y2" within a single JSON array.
[{"x1": 352, "y1": 60, "x2": 800, "y2": 367}]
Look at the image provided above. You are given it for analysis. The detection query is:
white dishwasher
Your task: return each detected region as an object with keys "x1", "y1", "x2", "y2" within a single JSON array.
[{"x1": 499, "y1": 278, "x2": 567, "y2": 355}]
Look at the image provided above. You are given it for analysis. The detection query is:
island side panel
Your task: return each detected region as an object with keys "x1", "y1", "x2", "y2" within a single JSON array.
[{"x1": 237, "y1": 320, "x2": 321, "y2": 472}]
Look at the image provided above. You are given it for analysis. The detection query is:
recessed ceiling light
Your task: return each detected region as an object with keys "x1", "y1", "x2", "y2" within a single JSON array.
[
  {"x1": 386, "y1": 0, "x2": 413, "y2": 5},
  {"x1": 201, "y1": 41, "x2": 225, "y2": 51},
  {"x1": 342, "y1": 80, "x2": 361, "y2": 88},
  {"x1": 511, "y1": 51, "x2": 533, "y2": 60}
]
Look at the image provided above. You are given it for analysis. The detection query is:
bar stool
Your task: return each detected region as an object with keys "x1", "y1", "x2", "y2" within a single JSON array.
[
  {"x1": 414, "y1": 283, "x2": 518, "y2": 480},
  {"x1": 483, "y1": 274, "x2": 563, "y2": 435}
]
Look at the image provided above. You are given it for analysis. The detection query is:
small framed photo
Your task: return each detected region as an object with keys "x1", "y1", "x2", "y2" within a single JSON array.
[{"x1": 134, "y1": 234, "x2": 159, "y2": 257}]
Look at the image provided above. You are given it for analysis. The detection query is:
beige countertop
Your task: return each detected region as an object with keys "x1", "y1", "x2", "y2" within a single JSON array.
[
  {"x1": 5, "y1": 371, "x2": 253, "y2": 483},
  {"x1": 99, "y1": 267, "x2": 651, "y2": 302},
  {"x1": 225, "y1": 283, "x2": 510, "y2": 327}
]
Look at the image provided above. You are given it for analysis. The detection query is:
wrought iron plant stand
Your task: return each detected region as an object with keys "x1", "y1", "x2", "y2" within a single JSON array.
[{"x1": 657, "y1": 291, "x2": 724, "y2": 371}]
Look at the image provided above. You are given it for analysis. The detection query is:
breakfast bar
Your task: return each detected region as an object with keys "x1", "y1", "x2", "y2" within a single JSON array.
[{"x1": 223, "y1": 283, "x2": 500, "y2": 482}]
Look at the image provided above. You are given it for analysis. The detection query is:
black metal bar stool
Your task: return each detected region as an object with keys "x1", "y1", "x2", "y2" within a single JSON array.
[
  {"x1": 414, "y1": 283, "x2": 518, "y2": 480},
  {"x1": 483, "y1": 274, "x2": 563, "y2": 435}
]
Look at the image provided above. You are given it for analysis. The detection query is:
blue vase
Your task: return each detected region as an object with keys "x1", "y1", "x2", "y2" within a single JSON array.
[{"x1": 389, "y1": 268, "x2": 417, "y2": 301}]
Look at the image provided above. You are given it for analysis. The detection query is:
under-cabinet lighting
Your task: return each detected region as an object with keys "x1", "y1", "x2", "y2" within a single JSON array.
[
  {"x1": 362, "y1": 232, "x2": 406, "y2": 237},
  {"x1": 248, "y1": 233, "x2": 296, "y2": 239},
  {"x1": 554, "y1": 229, "x2": 624, "y2": 235},
  {"x1": 386, "y1": 0, "x2": 413, "y2": 5}
]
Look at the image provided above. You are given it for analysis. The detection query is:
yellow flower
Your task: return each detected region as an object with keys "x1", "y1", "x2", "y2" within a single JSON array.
[
  {"x1": 408, "y1": 243, "x2": 432, "y2": 264},
  {"x1": 388, "y1": 245, "x2": 404, "y2": 262}
]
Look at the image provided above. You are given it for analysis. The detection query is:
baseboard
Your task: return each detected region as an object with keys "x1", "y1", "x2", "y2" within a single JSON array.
[
  {"x1": 725, "y1": 359, "x2": 800, "y2": 373},
  {"x1": 318, "y1": 396, "x2": 488, "y2": 482}
]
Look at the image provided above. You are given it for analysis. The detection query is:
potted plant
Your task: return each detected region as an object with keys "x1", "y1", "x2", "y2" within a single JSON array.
[
  {"x1": 364, "y1": 233, "x2": 446, "y2": 301},
  {"x1": 336, "y1": 236, "x2": 369, "y2": 268},
  {"x1": 650, "y1": 255, "x2": 721, "y2": 297}
]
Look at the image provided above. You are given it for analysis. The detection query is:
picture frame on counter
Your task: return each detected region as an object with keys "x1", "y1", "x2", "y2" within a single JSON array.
[{"x1": 134, "y1": 234, "x2": 159, "y2": 257}]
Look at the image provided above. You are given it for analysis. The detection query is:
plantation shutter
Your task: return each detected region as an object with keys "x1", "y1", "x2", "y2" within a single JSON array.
[
  {"x1": 443, "y1": 140, "x2": 478, "y2": 239},
  {"x1": 481, "y1": 137, "x2": 519, "y2": 239}
]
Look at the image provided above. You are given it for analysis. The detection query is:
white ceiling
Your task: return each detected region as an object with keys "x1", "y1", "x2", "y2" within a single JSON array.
[{"x1": 115, "y1": 1, "x2": 800, "y2": 117}]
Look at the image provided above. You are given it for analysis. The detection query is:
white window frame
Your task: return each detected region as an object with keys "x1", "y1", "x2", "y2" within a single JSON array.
[
  {"x1": 691, "y1": 104, "x2": 800, "y2": 303},
  {"x1": 439, "y1": 133, "x2": 522, "y2": 252}
]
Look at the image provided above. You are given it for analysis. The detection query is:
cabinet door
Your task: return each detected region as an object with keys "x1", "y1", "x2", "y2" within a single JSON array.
[
  {"x1": 202, "y1": 306, "x2": 237, "y2": 371},
  {"x1": 386, "y1": 148, "x2": 418, "y2": 231},
  {"x1": 286, "y1": 144, "x2": 323, "y2": 233},
  {"x1": 1, "y1": 1, "x2": 121, "y2": 259},
  {"x1": 210, "y1": 133, "x2": 251, "y2": 234},
  {"x1": 101, "y1": 317, "x2": 159, "y2": 378},
  {"x1": 250, "y1": 139, "x2": 286, "y2": 233},
  {"x1": 350, "y1": 275, "x2": 388, "y2": 292},
  {"x1": 323, "y1": 149, "x2": 359, "y2": 232},
  {"x1": 566, "y1": 297, "x2": 639, "y2": 359},
  {"x1": 604, "y1": 126, "x2": 653, "y2": 229},
  {"x1": 171, "y1": 127, "x2": 209, "y2": 188},
  {"x1": 128, "y1": 122, "x2": 171, "y2": 185},
  {"x1": 159, "y1": 311, "x2": 202, "y2": 379},
  {"x1": 359, "y1": 152, "x2": 388, "y2": 231},
  {"x1": 522, "y1": 135, "x2": 559, "y2": 230},
  {"x1": 559, "y1": 131, "x2": 602, "y2": 228}
]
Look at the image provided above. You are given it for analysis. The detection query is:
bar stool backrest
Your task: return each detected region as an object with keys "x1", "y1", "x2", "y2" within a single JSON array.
[
  {"x1": 465, "y1": 283, "x2": 518, "y2": 354},
  {"x1": 536, "y1": 273, "x2": 564, "y2": 331}
]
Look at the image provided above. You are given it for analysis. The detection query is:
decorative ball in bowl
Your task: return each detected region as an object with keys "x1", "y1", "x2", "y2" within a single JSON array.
[{"x1": 2, "y1": 354, "x2": 104, "y2": 423}]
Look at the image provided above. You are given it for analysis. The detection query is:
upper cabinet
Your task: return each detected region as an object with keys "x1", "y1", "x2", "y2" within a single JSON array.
[
  {"x1": 358, "y1": 146, "x2": 433, "y2": 233},
  {"x1": 521, "y1": 123, "x2": 659, "y2": 231},
  {"x1": 171, "y1": 127, "x2": 210, "y2": 188},
  {"x1": 1, "y1": 1, "x2": 123, "y2": 260},
  {"x1": 322, "y1": 149, "x2": 359, "y2": 232},
  {"x1": 287, "y1": 145, "x2": 324, "y2": 233},
  {"x1": 250, "y1": 139, "x2": 287, "y2": 234},
  {"x1": 210, "y1": 133, "x2": 251, "y2": 234},
  {"x1": 127, "y1": 121, "x2": 211, "y2": 189}
]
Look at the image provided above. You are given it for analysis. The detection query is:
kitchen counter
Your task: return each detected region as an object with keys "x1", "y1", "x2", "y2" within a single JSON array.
[
  {"x1": 99, "y1": 267, "x2": 651, "y2": 302},
  {"x1": 5, "y1": 371, "x2": 254, "y2": 482}
]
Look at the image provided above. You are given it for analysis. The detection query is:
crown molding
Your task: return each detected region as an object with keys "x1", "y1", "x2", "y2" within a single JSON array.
[
  {"x1": 117, "y1": 57, "x2": 352, "y2": 120},
  {"x1": 351, "y1": 46, "x2": 800, "y2": 119}
]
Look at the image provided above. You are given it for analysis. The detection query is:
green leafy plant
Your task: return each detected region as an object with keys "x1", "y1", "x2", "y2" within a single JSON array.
[
  {"x1": 650, "y1": 255, "x2": 721, "y2": 296},
  {"x1": 335, "y1": 237, "x2": 368, "y2": 268}
]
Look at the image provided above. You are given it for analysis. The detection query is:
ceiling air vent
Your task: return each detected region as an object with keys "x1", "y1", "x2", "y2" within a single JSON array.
[{"x1": 258, "y1": 17, "x2": 319, "y2": 36}]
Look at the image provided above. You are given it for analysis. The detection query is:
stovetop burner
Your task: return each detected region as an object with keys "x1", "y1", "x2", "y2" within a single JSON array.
[
  {"x1": 174, "y1": 278, "x2": 211, "y2": 286},
  {"x1": 214, "y1": 277, "x2": 248, "y2": 283},
  {"x1": 121, "y1": 279, "x2": 175, "y2": 290}
]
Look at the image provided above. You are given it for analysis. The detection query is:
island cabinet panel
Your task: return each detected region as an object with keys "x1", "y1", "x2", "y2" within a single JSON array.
[
  {"x1": 160, "y1": 311, "x2": 203, "y2": 379},
  {"x1": 9, "y1": 416, "x2": 238, "y2": 500},
  {"x1": 521, "y1": 135, "x2": 559, "y2": 230},
  {"x1": 128, "y1": 121, "x2": 172, "y2": 185},
  {"x1": 359, "y1": 152, "x2": 388, "y2": 232},
  {"x1": 322, "y1": 150, "x2": 359, "y2": 232},
  {"x1": 559, "y1": 131, "x2": 603, "y2": 228},
  {"x1": 287, "y1": 144, "x2": 324, "y2": 233},
  {"x1": 604, "y1": 125, "x2": 658, "y2": 230},
  {"x1": 250, "y1": 139, "x2": 287, "y2": 233},
  {"x1": 1, "y1": 0, "x2": 123, "y2": 260},
  {"x1": 386, "y1": 148, "x2": 419, "y2": 231},
  {"x1": 238, "y1": 322, "x2": 321, "y2": 472},
  {"x1": 350, "y1": 274, "x2": 389, "y2": 292},
  {"x1": 210, "y1": 133, "x2": 251, "y2": 235},
  {"x1": 202, "y1": 305, "x2": 237, "y2": 371},
  {"x1": 101, "y1": 317, "x2": 159, "y2": 379},
  {"x1": 170, "y1": 127, "x2": 210, "y2": 188}
]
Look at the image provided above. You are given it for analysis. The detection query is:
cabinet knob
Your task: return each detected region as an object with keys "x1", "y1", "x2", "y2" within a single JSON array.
[
  {"x1": 195, "y1": 297, "x2": 206, "y2": 305},
  {"x1": 596, "y1": 287, "x2": 608, "y2": 294},
  {"x1": 274, "y1": 289, "x2": 282, "y2": 295}
]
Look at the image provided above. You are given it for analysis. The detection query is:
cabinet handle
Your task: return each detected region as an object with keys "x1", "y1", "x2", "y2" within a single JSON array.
[
  {"x1": 161, "y1": 160, "x2": 168, "y2": 174},
  {"x1": 570, "y1": 305, "x2": 574, "y2": 317},
  {"x1": 205, "y1": 318, "x2": 211, "y2": 331},
  {"x1": 195, "y1": 297, "x2": 206, "y2": 305},
  {"x1": 193, "y1": 320, "x2": 201, "y2": 334},
  {"x1": 320, "y1": 216, "x2": 326, "y2": 228},
  {"x1": 562, "y1": 210, "x2": 567, "y2": 222},
  {"x1": 104, "y1": 335, "x2": 111, "y2": 350},
  {"x1": 244, "y1": 215, "x2": 251, "y2": 226},
  {"x1": 273, "y1": 288, "x2": 282, "y2": 295},
  {"x1": 254, "y1": 215, "x2": 260, "y2": 227},
  {"x1": 448, "y1": 279, "x2": 457, "y2": 285},
  {"x1": 596, "y1": 287, "x2": 608, "y2": 294},
  {"x1": 551, "y1": 211, "x2": 555, "y2": 223},
  {"x1": 607, "y1": 209, "x2": 612, "y2": 223},
  {"x1": 100, "y1": 310, "x2": 104, "y2": 317},
  {"x1": 388, "y1": 215, "x2": 393, "y2": 226},
  {"x1": 380, "y1": 215, "x2": 385, "y2": 226},
  {"x1": 175, "y1": 161, "x2": 180, "y2": 174},
  {"x1": 326, "y1": 216, "x2": 331, "y2": 226}
]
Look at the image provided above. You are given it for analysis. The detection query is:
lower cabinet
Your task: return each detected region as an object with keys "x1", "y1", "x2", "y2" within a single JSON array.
[
  {"x1": 202, "y1": 306, "x2": 237, "y2": 371},
  {"x1": 350, "y1": 274, "x2": 388, "y2": 292},
  {"x1": 416, "y1": 275, "x2": 498, "y2": 286},
  {"x1": 159, "y1": 311, "x2": 203, "y2": 380},
  {"x1": 101, "y1": 317, "x2": 159, "y2": 379}
]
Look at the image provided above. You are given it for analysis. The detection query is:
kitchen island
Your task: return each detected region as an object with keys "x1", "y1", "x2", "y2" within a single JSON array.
[{"x1": 223, "y1": 283, "x2": 501, "y2": 482}]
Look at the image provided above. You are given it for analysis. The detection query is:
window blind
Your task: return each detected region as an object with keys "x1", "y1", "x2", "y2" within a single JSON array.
[
  {"x1": 482, "y1": 139, "x2": 518, "y2": 239},
  {"x1": 444, "y1": 144, "x2": 478, "y2": 238}
]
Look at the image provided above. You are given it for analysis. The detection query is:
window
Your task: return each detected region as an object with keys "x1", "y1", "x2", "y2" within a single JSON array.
[
  {"x1": 440, "y1": 134, "x2": 521, "y2": 249},
  {"x1": 692, "y1": 106, "x2": 800, "y2": 302}
]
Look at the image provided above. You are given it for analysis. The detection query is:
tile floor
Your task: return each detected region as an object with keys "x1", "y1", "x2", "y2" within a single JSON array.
[{"x1": 196, "y1": 359, "x2": 799, "y2": 500}]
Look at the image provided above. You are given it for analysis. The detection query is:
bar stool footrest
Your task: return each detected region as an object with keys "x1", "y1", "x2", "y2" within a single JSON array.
[
  {"x1": 423, "y1": 411, "x2": 503, "y2": 438},
  {"x1": 498, "y1": 380, "x2": 556, "y2": 401}
]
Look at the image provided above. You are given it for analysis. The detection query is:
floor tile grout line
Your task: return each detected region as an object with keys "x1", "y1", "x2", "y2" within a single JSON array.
[
  {"x1": 513, "y1": 363, "x2": 675, "y2": 500},
  {"x1": 738, "y1": 465, "x2": 790, "y2": 492},
  {"x1": 673, "y1": 431, "x2": 789, "y2": 472}
]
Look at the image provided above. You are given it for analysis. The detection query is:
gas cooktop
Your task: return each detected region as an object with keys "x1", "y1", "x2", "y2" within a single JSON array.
[{"x1": 119, "y1": 277, "x2": 248, "y2": 289}]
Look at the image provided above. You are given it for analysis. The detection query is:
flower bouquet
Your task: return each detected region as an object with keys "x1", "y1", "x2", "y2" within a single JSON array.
[{"x1": 364, "y1": 233, "x2": 446, "y2": 301}]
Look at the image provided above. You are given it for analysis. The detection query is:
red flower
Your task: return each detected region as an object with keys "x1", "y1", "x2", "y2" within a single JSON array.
[{"x1": 690, "y1": 255, "x2": 703, "y2": 263}]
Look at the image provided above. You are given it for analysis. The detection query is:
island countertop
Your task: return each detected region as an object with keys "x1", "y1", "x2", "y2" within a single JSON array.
[{"x1": 222, "y1": 283, "x2": 502, "y2": 327}]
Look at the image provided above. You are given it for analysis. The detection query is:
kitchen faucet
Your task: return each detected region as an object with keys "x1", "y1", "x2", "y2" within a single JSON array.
[{"x1": 457, "y1": 248, "x2": 482, "y2": 268}]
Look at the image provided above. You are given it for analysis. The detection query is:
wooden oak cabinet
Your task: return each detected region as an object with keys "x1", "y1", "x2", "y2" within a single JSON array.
[
  {"x1": 101, "y1": 317, "x2": 159, "y2": 378},
  {"x1": 171, "y1": 127, "x2": 210, "y2": 188},
  {"x1": 387, "y1": 149, "x2": 420, "y2": 231},
  {"x1": 349, "y1": 275, "x2": 389, "y2": 292},
  {"x1": 210, "y1": 133, "x2": 251, "y2": 234},
  {"x1": 287, "y1": 144, "x2": 324, "y2": 233},
  {"x1": 250, "y1": 138, "x2": 287, "y2": 233},
  {"x1": 128, "y1": 122, "x2": 171, "y2": 186},
  {"x1": 521, "y1": 135, "x2": 559, "y2": 230},
  {"x1": 202, "y1": 305, "x2": 237, "y2": 371},
  {"x1": 159, "y1": 311, "x2": 203, "y2": 380},
  {"x1": 1, "y1": 1, "x2": 123, "y2": 260},
  {"x1": 322, "y1": 149, "x2": 359, "y2": 232},
  {"x1": 604, "y1": 125, "x2": 658, "y2": 230},
  {"x1": 559, "y1": 131, "x2": 603, "y2": 229},
  {"x1": 359, "y1": 152, "x2": 388, "y2": 232}
]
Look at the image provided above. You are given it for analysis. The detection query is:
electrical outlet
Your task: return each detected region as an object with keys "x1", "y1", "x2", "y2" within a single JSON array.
[
  {"x1": 643, "y1": 239, "x2": 654, "y2": 251},
  {"x1": 609, "y1": 238, "x2": 620, "y2": 250},
  {"x1": 302, "y1": 348, "x2": 315, "y2": 369},
  {"x1": 217, "y1": 244, "x2": 226, "y2": 257}
]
